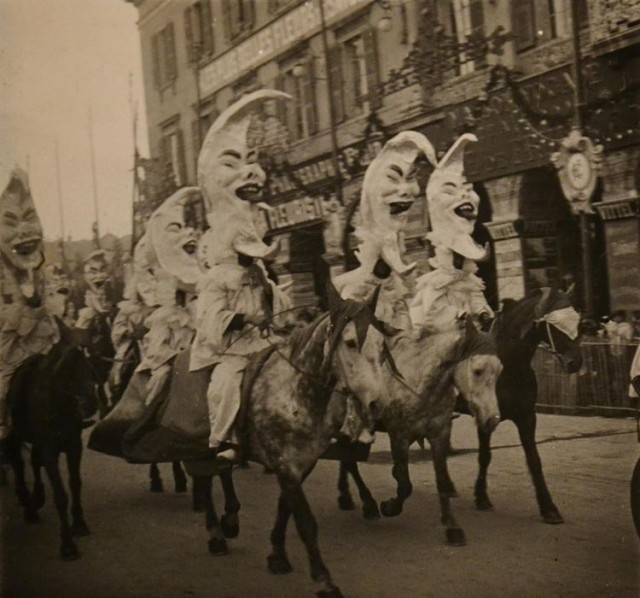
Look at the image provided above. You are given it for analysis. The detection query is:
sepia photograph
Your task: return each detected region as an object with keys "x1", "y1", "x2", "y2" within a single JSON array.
[{"x1": 1, "y1": 0, "x2": 639, "y2": 596}]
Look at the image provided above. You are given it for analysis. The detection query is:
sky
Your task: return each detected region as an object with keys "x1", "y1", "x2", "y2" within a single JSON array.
[{"x1": 0, "y1": 0, "x2": 149, "y2": 241}]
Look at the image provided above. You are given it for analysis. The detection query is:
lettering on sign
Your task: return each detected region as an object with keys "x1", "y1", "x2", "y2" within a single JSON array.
[
  {"x1": 266, "y1": 196, "x2": 325, "y2": 231},
  {"x1": 199, "y1": 0, "x2": 368, "y2": 96}
]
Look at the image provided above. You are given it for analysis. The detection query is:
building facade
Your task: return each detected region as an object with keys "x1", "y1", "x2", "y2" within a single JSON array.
[{"x1": 129, "y1": 0, "x2": 640, "y2": 314}]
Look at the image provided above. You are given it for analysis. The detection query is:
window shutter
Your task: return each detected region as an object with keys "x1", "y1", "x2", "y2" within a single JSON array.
[
  {"x1": 160, "y1": 134, "x2": 171, "y2": 169},
  {"x1": 274, "y1": 74, "x2": 289, "y2": 129},
  {"x1": 152, "y1": 34, "x2": 161, "y2": 89},
  {"x1": 243, "y1": 0, "x2": 255, "y2": 30},
  {"x1": 303, "y1": 58, "x2": 318, "y2": 136},
  {"x1": 165, "y1": 23, "x2": 178, "y2": 82},
  {"x1": 184, "y1": 7, "x2": 194, "y2": 64},
  {"x1": 192, "y1": 119, "x2": 201, "y2": 157},
  {"x1": 222, "y1": 0, "x2": 232, "y2": 40},
  {"x1": 512, "y1": 0, "x2": 536, "y2": 52},
  {"x1": 469, "y1": 0, "x2": 484, "y2": 34},
  {"x1": 283, "y1": 74, "x2": 298, "y2": 141},
  {"x1": 328, "y1": 45, "x2": 345, "y2": 124},
  {"x1": 176, "y1": 129, "x2": 187, "y2": 187},
  {"x1": 363, "y1": 28, "x2": 381, "y2": 110},
  {"x1": 342, "y1": 43, "x2": 356, "y2": 117},
  {"x1": 202, "y1": 0, "x2": 214, "y2": 55}
]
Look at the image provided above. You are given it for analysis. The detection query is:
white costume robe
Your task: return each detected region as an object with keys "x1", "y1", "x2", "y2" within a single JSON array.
[{"x1": 190, "y1": 261, "x2": 290, "y2": 448}]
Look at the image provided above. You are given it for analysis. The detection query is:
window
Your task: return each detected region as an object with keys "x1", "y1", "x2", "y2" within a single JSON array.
[
  {"x1": 151, "y1": 23, "x2": 178, "y2": 89},
  {"x1": 329, "y1": 27, "x2": 381, "y2": 123},
  {"x1": 512, "y1": 0, "x2": 584, "y2": 52},
  {"x1": 268, "y1": 0, "x2": 295, "y2": 14},
  {"x1": 449, "y1": 0, "x2": 485, "y2": 75},
  {"x1": 184, "y1": 1, "x2": 214, "y2": 64},
  {"x1": 275, "y1": 59, "x2": 318, "y2": 142},
  {"x1": 160, "y1": 124, "x2": 187, "y2": 188},
  {"x1": 191, "y1": 103, "x2": 219, "y2": 155},
  {"x1": 222, "y1": 0, "x2": 255, "y2": 40}
]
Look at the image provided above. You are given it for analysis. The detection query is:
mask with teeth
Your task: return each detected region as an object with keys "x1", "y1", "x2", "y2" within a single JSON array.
[
  {"x1": 146, "y1": 187, "x2": 202, "y2": 287},
  {"x1": 197, "y1": 90, "x2": 291, "y2": 262},
  {"x1": 83, "y1": 250, "x2": 109, "y2": 294},
  {"x1": 0, "y1": 169, "x2": 44, "y2": 273},
  {"x1": 426, "y1": 134, "x2": 486, "y2": 261},
  {"x1": 44, "y1": 263, "x2": 71, "y2": 318},
  {"x1": 358, "y1": 132, "x2": 436, "y2": 275}
]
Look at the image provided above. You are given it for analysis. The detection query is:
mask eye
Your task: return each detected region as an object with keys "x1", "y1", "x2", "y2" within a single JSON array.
[
  {"x1": 344, "y1": 338, "x2": 358, "y2": 349},
  {"x1": 166, "y1": 223, "x2": 182, "y2": 233}
]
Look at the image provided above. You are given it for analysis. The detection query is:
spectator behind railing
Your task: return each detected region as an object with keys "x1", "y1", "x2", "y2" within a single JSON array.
[{"x1": 603, "y1": 310, "x2": 635, "y2": 357}]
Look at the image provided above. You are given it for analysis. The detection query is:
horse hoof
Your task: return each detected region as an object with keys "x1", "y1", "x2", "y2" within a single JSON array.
[
  {"x1": 150, "y1": 480, "x2": 164, "y2": 493},
  {"x1": 380, "y1": 499, "x2": 403, "y2": 518},
  {"x1": 220, "y1": 513, "x2": 240, "y2": 539},
  {"x1": 60, "y1": 543, "x2": 81, "y2": 561},
  {"x1": 475, "y1": 497, "x2": 494, "y2": 511},
  {"x1": 445, "y1": 528, "x2": 467, "y2": 547},
  {"x1": 267, "y1": 554, "x2": 293, "y2": 575},
  {"x1": 542, "y1": 511, "x2": 564, "y2": 524},
  {"x1": 208, "y1": 538, "x2": 228, "y2": 556},
  {"x1": 362, "y1": 502, "x2": 380, "y2": 520},
  {"x1": 71, "y1": 521, "x2": 91, "y2": 537},
  {"x1": 338, "y1": 495, "x2": 356, "y2": 511}
]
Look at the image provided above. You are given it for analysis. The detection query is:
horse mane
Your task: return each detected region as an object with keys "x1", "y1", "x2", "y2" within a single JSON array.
[{"x1": 494, "y1": 287, "x2": 572, "y2": 340}]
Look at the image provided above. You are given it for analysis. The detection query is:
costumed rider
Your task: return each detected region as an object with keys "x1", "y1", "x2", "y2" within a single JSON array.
[
  {"x1": 333, "y1": 131, "x2": 437, "y2": 442},
  {"x1": 409, "y1": 134, "x2": 494, "y2": 332},
  {"x1": 44, "y1": 263, "x2": 74, "y2": 325},
  {"x1": 190, "y1": 90, "x2": 293, "y2": 463},
  {"x1": 130, "y1": 188, "x2": 202, "y2": 404},
  {"x1": 75, "y1": 250, "x2": 114, "y2": 331},
  {"x1": 0, "y1": 170, "x2": 60, "y2": 439}
]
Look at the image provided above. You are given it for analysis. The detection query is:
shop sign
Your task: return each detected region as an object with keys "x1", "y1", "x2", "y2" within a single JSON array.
[
  {"x1": 199, "y1": 0, "x2": 368, "y2": 96},
  {"x1": 266, "y1": 195, "x2": 325, "y2": 231},
  {"x1": 551, "y1": 129, "x2": 603, "y2": 214},
  {"x1": 605, "y1": 218, "x2": 640, "y2": 310},
  {"x1": 268, "y1": 137, "x2": 386, "y2": 196}
]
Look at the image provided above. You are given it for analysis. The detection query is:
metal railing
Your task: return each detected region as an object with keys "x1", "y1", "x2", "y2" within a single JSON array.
[{"x1": 532, "y1": 339, "x2": 639, "y2": 417}]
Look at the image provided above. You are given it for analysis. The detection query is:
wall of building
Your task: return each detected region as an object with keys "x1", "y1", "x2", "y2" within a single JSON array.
[{"x1": 130, "y1": 0, "x2": 640, "y2": 313}]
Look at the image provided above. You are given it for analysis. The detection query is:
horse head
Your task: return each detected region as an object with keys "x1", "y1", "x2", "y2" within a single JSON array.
[
  {"x1": 324, "y1": 282, "x2": 390, "y2": 420},
  {"x1": 452, "y1": 318, "x2": 502, "y2": 433},
  {"x1": 533, "y1": 287, "x2": 582, "y2": 374}
]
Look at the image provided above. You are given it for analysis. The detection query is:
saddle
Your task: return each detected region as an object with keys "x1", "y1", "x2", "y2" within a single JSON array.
[{"x1": 121, "y1": 345, "x2": 278, "y2": 464}]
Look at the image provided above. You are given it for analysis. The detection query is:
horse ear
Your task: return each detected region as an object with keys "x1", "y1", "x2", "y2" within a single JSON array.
[
  {"x1": 565, "y1": 282, "x2": 576, "y2": 299},
  {"x1": 325, "y1": 280, "x2": 343, "y2": 321},
  {"x1": 369, "y1": 284, "x2": 381, "y2": 315}
]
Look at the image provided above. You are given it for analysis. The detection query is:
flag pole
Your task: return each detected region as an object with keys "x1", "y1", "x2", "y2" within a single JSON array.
[
  {"x1": 88, "y1": 106, "x2": 100, "y2": 249},
  {"x1": 54, "y1": 136, "x2": 69, "y2": 273}
]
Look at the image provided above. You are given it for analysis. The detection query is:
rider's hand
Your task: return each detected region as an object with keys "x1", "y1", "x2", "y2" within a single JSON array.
[{"x1": 131, "y1": 323, "x2": 149, "y2": 341}]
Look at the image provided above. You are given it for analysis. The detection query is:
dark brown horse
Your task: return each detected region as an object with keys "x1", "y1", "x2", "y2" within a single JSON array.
[
  {"x1": 3, "y1": 323, "x2": 98, "y2": 560},
  {"x1": 469, "y1": 287, "x2": 582, "y2": 523}
]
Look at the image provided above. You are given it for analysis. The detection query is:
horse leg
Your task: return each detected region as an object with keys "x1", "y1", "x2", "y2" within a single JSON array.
[
  {"x1": 437, "y1": 427, "x2": 458, "y2": 498},
  {"x1": 172, "y1": 461, "x2": 187, "y2": 493},
  {"x1": 278, "y1": 473, "x2": 342, "y2": 598},
  {"x1": 149, "y1": 463, "x2": 163, "y2": 492},
  {"x1": 516, "y1": 413, "x2": 563, "y2": 524},
  {"x1": 336, "y1": 460, "x2": 355, "y2": 511},
  {"x1": 31, "y1": 450, "x2": 46, "y2": 510},
  {"x1": 43, "y1": 458, "x2": 79, "y2": 560},
  {"x1": 380, "y1": 436, "x2": 412, "y2": 518},
  {"x1": 267, "y1": 492, "x2": 294, "y2": 575},
  {"x1": 6, "y1": 437, "x2": 39, "y2": 522},
  {"x1": 66, "y1": 440, "x2": 90, "y2": 537},
  {"x1": 200, "y1": 475, "x2": 228, "y2": 556},
  {"x1": 474, "y1": 427, "x2": 494, "y2": 511},
  {"x1": 344, "y1": 461, "x2": 379, "y2": 519},
  {"x1": 191, "y1": 475, "x2": 206, "y2": 512},
  {"x1": 219, "y1": 466, "x2": 240, "y2": 538},
  {"x1": 430, "y1": 429, "x2": 466, "y2": 546}
]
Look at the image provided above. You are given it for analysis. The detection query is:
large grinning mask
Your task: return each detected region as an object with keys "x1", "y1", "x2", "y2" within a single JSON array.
[
  {"x1": 197, "y1": 90, "x2": 291, "y2": 262},
  {"x1": 83, "y1": 250, "x2": 109, "y2": 293},
  {"x1": 0, "y1": 169, "x2": 44, "y2": 272},
  {"x1": 358, "y1": 132, "x2": 436, "y2": 274},
  {"x1": 146, "y1": 187, "x2": 202, "y2": 287},
  {"x1": 426, "y1": 133, "x2": 486, "y2": 261}
]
